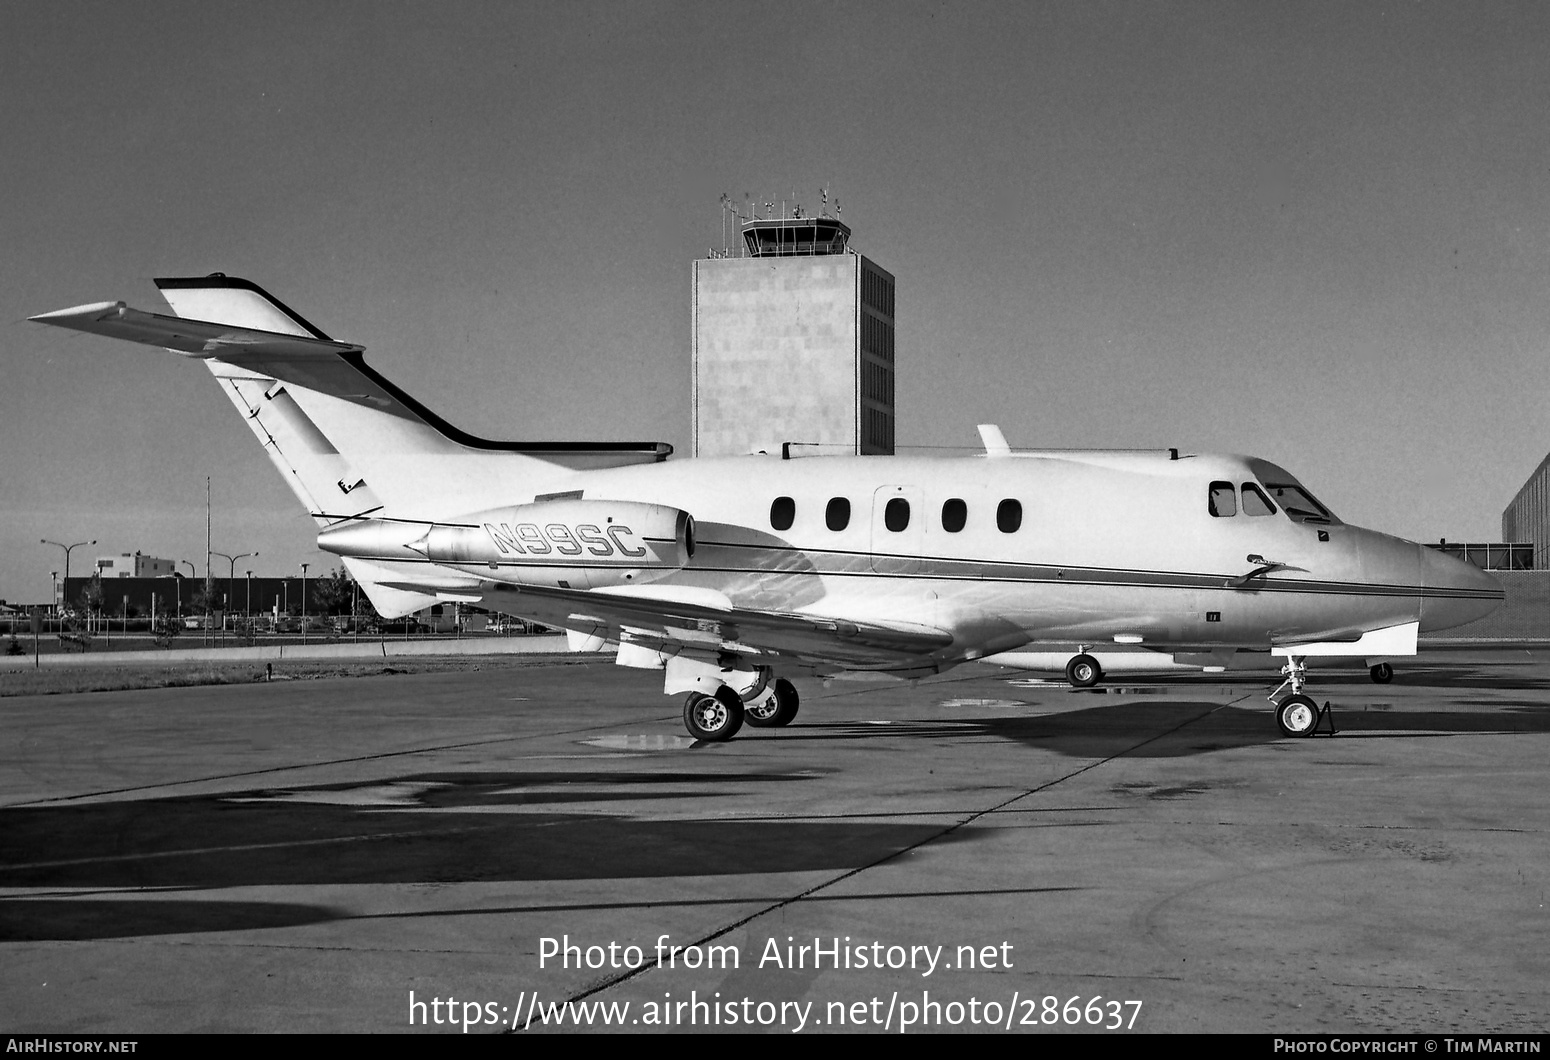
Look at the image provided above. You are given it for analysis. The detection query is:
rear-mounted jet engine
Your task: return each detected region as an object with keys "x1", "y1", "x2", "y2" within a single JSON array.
[{"x1": 318, "y1": 499, "x2": 695, "y2": 590}]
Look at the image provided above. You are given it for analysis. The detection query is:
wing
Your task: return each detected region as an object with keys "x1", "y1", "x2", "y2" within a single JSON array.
[{"x1": 362, "y1": 560, "x2": 954, "y2": 673}]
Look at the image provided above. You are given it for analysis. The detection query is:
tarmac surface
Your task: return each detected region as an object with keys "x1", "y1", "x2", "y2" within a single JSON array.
[{"x1": 1, "y1": 649, "x2": 1547, "y2": 1034}]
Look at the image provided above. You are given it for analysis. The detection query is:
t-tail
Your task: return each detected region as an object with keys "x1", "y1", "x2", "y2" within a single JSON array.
[{"x1": 30, "y1": 274, "x2": 671, "y2": 615}]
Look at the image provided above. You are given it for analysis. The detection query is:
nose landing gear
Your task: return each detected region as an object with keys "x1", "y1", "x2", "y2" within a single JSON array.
[{"x1": 1269, "y1": 655, "x2": 1337, "y2": 737}]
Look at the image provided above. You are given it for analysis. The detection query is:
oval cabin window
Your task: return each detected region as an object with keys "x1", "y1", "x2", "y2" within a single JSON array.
[
  {"x1": 770, "y1": 496, "x2": 795, "y2": 531},
  {"x1": 884, "y1": 497, "x2": 911, "y2": 532},
  {"x1": 941, "y1": 498, "x2": 967, "y2": 533},
  {"x1": 826, "y1": 497, "x2": 851, "y2": 532},
  {"x1": 997, "y1": 499, "x2": 1023, "y2": 533}
]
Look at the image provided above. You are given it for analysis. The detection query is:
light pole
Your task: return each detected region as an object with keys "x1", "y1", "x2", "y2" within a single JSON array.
[
  {"x1": 245, "y1": 571, "x2": 253, "y2": 624},
  {"x1": 300, "y1": 563, "x2": 310, "y2": 641},
  {"x1": 178, "y1": 560, "x2": 196, "y2": 624},
  {"x1": 50, "y1": 572, "x2": 58, "y2": 620},
  {"x1": 211, "y1": 551, "x2": 257, "y2": 633},
  {"x1": 41, "y1": 538, "x2": 94, "y2": 613}
]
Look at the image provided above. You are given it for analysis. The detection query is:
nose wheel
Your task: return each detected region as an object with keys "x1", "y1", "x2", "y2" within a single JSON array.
[
  {"x1": 1269, "y1": 655, "x2": 1337, "y2": 737},
  {"x1": 1275, "y1": 694, "x2": 1321, "y2": 737}
]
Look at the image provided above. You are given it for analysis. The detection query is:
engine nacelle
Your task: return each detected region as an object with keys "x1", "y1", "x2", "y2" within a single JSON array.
[{"x1": 415, "y1": 499, "x2": 694, "y2": 590}]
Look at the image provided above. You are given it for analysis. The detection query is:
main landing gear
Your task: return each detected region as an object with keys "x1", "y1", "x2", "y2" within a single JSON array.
[
  {"x1": 682, "y1": 677, "x2": 800, "y2": 742},
  {"x1": 1268, "y1": 655, "x2": 1337, "y2": 738},
  {"x1": 744, "y1": 677, "x2": 800, "y2": 729}
]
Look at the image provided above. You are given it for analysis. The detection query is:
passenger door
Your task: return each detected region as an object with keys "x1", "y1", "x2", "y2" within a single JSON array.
[{"x1": 870, "y1": 485, "x2": 925, "y2": 574}]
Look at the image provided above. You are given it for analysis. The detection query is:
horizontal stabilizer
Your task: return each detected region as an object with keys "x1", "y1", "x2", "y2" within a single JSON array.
[
  {"x1": 32, "y1": 281, "x2": 672, "y2": 464},
  {"x1": 29, "y1": 301, "x2": 364, "y2": 360}
]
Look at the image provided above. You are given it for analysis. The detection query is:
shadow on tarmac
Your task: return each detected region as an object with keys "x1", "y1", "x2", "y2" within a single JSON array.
[
  {"x1": 7, "y1": 686, "x2": 1546, "y2": 943},
  {"x1": 786, "y1": 699, "x2": 1550, "y2": 757},
  {"x1": 0, "y1": 769, "x2": 960, "y2": 941}
]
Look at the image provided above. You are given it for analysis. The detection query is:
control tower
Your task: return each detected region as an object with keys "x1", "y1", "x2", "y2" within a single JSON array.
[{"x1": 691, "y1": 214, "x2": 895, "y2": 457}]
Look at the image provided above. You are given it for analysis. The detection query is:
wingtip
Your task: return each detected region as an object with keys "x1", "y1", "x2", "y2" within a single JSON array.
[{"x1": 28, "y1": 300, "x2": 125, "y2": 324}]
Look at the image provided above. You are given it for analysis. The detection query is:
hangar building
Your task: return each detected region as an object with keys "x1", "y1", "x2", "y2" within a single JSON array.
[{"x1": 1503, "y1": 452, "x2": 1550, "y2": 570}]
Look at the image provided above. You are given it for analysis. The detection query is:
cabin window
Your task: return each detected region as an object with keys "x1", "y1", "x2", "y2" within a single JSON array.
[
  {"x1": 770, "y1": 496, "x2": 795, "y2": 531},
  {"x1": 996, "y1": 499, "x2": 1023, "y2": 533},
  {"x1": 1266, "y1": 483, "x2": 1333, "y2": 524},
  {"x1": 826, "y1": 497, "x2": 851, "y2": 531},
  {"x1": 1241, "y1": 483, "x2": 1276, "y2": 516},
  {"x1": 941, "y1": 498, "x2": 967, "y2": 533},
  {"x1": 884, "y1": 497, "x2": 911, "y2": 532},
  {"x1": 1208, "y1": 482, "x2": 1237, "y2": 517}
]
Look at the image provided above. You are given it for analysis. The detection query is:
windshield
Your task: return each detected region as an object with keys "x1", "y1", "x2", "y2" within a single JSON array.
[{"x1": 1265, "y1": 483, "x2": 1333, "y2": 524}]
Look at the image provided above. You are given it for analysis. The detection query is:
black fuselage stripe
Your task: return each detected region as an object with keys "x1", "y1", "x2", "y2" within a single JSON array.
[{"x1": 365, "y1": 554, "x2": 1498, "y2": 601}]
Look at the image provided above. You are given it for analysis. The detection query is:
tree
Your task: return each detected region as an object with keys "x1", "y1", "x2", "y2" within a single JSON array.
[
  {"x1": 188, "y1": 582, "x2": 212, "y2": 616},
  {"x1": 311, "y1": 567, "x2": 355, "y2": 616},
  {"x1": 77, "y1": 576, "x2": 103, "y2": 617}
]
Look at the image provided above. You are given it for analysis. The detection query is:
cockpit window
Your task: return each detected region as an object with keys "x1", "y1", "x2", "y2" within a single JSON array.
[
  {"x1": 1241, "y1": 483, "x2": 1276, "y2": 517},
  {"x1": 1266, "y1": 483, "x2": 1333, "y2": 524},
  {"x1": 1208, "y1": 482, "x2": 1237, "y2": 518}
]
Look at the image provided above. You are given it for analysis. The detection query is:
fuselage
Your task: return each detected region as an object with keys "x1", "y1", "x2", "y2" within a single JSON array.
[{"x1": 392, "y1": 448, "x2": 1503, "y2": 668}]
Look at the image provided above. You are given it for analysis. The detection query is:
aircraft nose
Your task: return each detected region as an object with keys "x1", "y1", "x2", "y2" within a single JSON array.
[{"x1": 1417, "y1": 545, "x2": 1505, "y2": 632}]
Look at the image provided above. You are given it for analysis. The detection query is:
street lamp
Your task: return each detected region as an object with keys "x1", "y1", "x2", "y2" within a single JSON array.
[
  {"x1": 245, "y1": 571, "x2": 253, "y2": 623},
  {"x1": 300, "y1": 562, "x2": 310, "y2": 641},
  {"x1": 41, "y1": 538, "x2": 95, "y2": 611},
  {"x1": 50, "y1": 572, "x2": 58, "y2": 618},
  {"x1": 211, "y1": 551, "x2": 256, "y2": 632},
  {"x1": 177, "y1": 560, "x2": 197, "y2": 624}
]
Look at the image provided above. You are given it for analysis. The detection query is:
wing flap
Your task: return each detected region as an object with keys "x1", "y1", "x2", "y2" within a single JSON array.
[{"x1": 483, "y1": 581, "x2": 954, "y2": 669}]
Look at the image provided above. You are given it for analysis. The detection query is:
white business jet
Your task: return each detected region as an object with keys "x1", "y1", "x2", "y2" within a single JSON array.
[{"x1": 32, "y1": 276, "x2": 1503, "y2": 741}]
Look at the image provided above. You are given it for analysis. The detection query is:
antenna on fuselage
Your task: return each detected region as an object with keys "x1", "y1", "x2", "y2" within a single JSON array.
[{"x1": 978, "y1": 424, "x2": 1012, "y2": 457}]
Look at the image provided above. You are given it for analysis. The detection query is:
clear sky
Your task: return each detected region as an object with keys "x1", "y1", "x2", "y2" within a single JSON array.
[{"x1": 5, "y1": 2, "x2": 1548, "y2": 603}]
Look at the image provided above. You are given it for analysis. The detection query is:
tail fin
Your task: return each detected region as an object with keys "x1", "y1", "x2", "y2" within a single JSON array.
[
  {"x1": 32, "y1": 275, "x2": 671, "y2": 526},
  {"x1": 32, "y1": 274, "x2": 672, "y2": 617}
]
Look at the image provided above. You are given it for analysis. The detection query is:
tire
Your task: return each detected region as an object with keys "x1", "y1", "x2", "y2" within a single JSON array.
[
  {"x1": 1065, "y1": 653, "x2": 1102, "y2": 688},
  {"x1": 769, "y1": 678, "x2": 799, "y2": 726},
  {"x1": 744, "y1": 692, "x2": 780, "y2": 727},
  {"x1": 1370, "y1": 663, "x2": 1394, "y2": 684},
  {"x1": 683, "y1": 686, "x2": 745, "y2": 742},
  {"x1": 1276, "y1": 693, "x2": 1320, "y2": 737},
  {"x1": 744, "y1": 678, "x2": 800, "y2": 728}
]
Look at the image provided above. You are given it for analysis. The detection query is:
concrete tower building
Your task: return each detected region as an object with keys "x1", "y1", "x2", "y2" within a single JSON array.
[{"x1": 691, "y1": 215, "x2": 895, "y2": 458}]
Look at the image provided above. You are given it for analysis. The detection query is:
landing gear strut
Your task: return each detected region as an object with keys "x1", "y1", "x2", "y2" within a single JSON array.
[{"x1": 1268, "y1": 655, "x2": 1336, "y2": 737}]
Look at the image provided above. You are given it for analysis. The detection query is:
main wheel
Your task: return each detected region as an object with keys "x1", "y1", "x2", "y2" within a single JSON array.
[
  {"x1": 768, "y1": 678, "x2": 799, "y2": 726},
  {"x1": 1276, "y1": 693, "x2": 1320, "y2": 737},
  {"x1": 745, "y1": 678, "x2": 799, "y2": 728},
  {"x1": 1370, "y1": 662, "x2": 1394, "y2": 684},
  {"x1": 744, "y1": 692, "x2": 780, "y2": 727},
  {"x1": 683, "y1": 686, "x2": 745, "y2": 742},
  {"x1": 1065, "y1": 653, "x2": 1102, "y2": 688}
]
